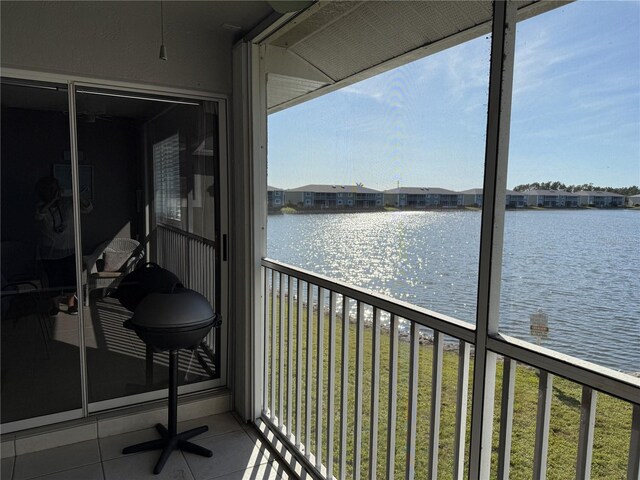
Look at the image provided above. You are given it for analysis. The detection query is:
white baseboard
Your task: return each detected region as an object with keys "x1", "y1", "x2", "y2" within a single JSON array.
[{"x1": 1, "y1": 389, "x2": 231, "y2": 457}]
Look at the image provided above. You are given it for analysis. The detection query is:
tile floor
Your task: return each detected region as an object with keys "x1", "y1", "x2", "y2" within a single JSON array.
[{"x1": 1, "y1": 413, "x2": 296, "y2": 480}]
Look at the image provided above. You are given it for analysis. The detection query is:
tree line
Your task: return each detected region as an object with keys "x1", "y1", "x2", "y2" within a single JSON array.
[{"x1": 512, "y1": 181, "x2": 640, "y2": 196}]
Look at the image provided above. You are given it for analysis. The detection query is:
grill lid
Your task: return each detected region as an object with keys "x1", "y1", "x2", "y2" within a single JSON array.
[
  {"x1": 114, "y1": 263, "x2": 182, "y2": 312},
  {"x1": 131, "y1": 287, "x2": 215, "y2": 330}
]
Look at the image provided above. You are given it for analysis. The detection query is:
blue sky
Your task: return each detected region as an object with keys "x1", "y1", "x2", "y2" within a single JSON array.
[{"x1": 267, "y1": 1, "x2": 640, "y2": 191}]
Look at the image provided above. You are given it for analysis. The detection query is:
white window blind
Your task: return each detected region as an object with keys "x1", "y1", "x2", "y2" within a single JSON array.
[{"x1": 153, "y1": 133, "x2": 181, "y2": 223}]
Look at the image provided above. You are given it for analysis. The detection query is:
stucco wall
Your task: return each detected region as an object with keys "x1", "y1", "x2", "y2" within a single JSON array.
[{"x1": 1, "y1": 1, "x2": 240, "y2": 94}]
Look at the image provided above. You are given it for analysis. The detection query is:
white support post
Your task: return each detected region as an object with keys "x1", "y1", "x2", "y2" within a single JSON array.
[
  {"x1": 369, "y1": 308, "x2": 381, "y2": 479},
  {"x1": 575, "y1": 386, "x2": 597, "y2": 480},
  {"x1": 315, "y1": 287, "x2": 325, "y2": 469},
  {"x1": 279, "y1": 272, "x2": 285, "y2": 427},
  {"x1": 628, "y1": 403, "x2": 640, "y2": 480},
  {"x1": 232, "y1": 40, "x2": 267, "y2": 422},
  {"x1": 326, "y1": 291, "x2": 337, "y2": 479},
  {"x1": 406, "y1": 322, "x2": 419, "y2": 480},
  {"x1": 497, "y1": 358, "x2": 516, "y2": 480},
  {"x1": 305, "y1": 283, "x2": 313, "y2": 456},
  {"x1": 533, "y1": 371, "x2": 553, "y2": 480},
  {"x1": 287, "y1": 275, "x2": 294, "y2": 436},
  {"x1": 271, "y1": 269, "x2": 277, "y2": 421},
  {"x1": 468, "y1": 1, "x2": 517, "y2": 477},
  {"x1": 429, "y1": 331, "x2": 443, "y2": 480},
  {"x1": 262, "y1": 268, "x2": 269, "y2": 415},
  {"x1": 339, "y1": 297, "x2": 351, "y2": 480},
  {"x1": 295, "y1": 279, "x2": 304, "y2": 448},
  {"x1": 353, "y1": 301, "x2": 364, "y2": 480},
  {"x1": 453, "y1": 341, "x2": 471, "y2": 480},
  {"x1": 387, "y1": 315, "x2": 399, "y2": 480}
]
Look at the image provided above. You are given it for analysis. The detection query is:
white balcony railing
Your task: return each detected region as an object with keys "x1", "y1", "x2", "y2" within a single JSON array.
[
  {"x1": 261, "y1": 258, "x2": 640, "y2": 480},
  {"x1": 157, "y1": 225, "x2": 219, "y2": 375}
]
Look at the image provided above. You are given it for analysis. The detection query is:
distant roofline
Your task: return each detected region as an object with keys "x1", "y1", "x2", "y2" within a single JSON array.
[
  {"x1": 286, "y1": 184, "x2": 382, "y2": 194},
  {"x1": 280, "y1": 183, "x2": 630, "y2": 196},
  {"x1": 382, "y1": 187, "x2": 458, "y2": 194}
]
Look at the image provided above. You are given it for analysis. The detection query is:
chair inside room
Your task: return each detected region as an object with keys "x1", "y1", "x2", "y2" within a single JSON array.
[{"x1": 84, "y1": 238, "x2": 144, "y2": 305}]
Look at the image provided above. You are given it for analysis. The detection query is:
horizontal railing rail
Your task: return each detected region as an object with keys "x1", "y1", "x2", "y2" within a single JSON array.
[
  {"x1": 488, "y1": 334, "x2": 640, "y2": 405},
  {"x1": 260, "y1": 258, "x2": 640, "y2": 480},
  {"x1": 262, "y1": 258, "x2": 475, "y2": 344}
]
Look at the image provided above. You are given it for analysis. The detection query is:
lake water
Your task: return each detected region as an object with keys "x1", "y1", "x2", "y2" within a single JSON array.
[{"x1": 267, "y1": 209, "x2": 640, "y2": 372}]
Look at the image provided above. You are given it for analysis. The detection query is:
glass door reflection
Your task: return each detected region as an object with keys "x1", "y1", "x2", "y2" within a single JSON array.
[
  {"x1": 74, "y1": 87, "x2": 223, "y2": 409},
  {"x1": 1, "y1": 79, "x2": 83, "y2": 426}
]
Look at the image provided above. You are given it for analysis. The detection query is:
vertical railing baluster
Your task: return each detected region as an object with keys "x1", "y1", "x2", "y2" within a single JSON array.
[
  {"x1": 295, "y1": 280, "x2": 304, "y2": 448},
  {"x1": 305, "y1": 283, "x2": 313, "y2": 457},
  {"x1": 287, "y1": 275, "x2": 294, "y2": 437},
  {"x1": 279, "y1": 272, "x2": 285, "y2": 427},
  {"x1": 406, "y1": 322, "x2": 419, "y2": 480},
  {"x1": 340, "y1": 297, "x2": 351, "y2": 480},
  {"x1": 369, "y1": 308, "x2": 381, "y2": 479},
  {"x1": 627, "y1": 403, "x2": 639, "y2": 480},
  {"x1": 453, "y1": 341, "x2": 471, "y2": 480},
  {"x1": 270, "y1": 269, "x2": 276, "y2": 421},
  {"x1": 353, "y1": 301, "x2": 364, "y2": 480},
  {"x1": 497, "y1": 358, "x2": 516, "y2": 480},
  {"x1": 327, "y1": 291, "x2": 337, "y2": 479},
  {"x1": 576, "y1": 386, "x2": 597, "y2": 480},
  {"x1": 316, "y1": 287, "x2": 325, "y2": 469},
  {"x1": 263, "y1": 267, "x2": 268, "y2": 415},
  {"x1": 387, "y1": 315, "x2": 399, "y2": 480},
  {"x1": 533, "y1": 370, "x2": 553, "y2": 480},
  {"x1": 429, "y1": 330, "x2": 443, "y2": 480}
]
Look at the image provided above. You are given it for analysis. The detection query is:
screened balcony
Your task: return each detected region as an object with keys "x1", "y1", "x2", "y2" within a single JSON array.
[{"x1": 1, "y1": 1, "x2": 639, "y2": 479}]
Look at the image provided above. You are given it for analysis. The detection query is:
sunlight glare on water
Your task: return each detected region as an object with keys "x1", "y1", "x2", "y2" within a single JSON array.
[{"x1": 268, "y1": 209, "x2": 640, "y2": 372}]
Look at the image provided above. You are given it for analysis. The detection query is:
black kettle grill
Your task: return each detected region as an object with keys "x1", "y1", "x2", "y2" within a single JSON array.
[
  {"x1": 113, "y1": 262, "x2": 181, "y2": 312},
  {"x1": 117, "y1": 267, "x2": 221, "y2": 475}
]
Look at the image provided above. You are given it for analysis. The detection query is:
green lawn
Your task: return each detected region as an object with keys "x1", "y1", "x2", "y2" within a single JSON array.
[{"x1": 265, "y1": 296, "x2": 633, "y2": 479}]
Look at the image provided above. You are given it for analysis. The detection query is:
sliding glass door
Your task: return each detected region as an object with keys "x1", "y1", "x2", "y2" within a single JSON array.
[
  {"x1": 74, "y1": 86, "x2": 226, "y2": 411},
  {"x1": 1, "y1": 77, "x2": 227, "y2": 431},
  {"x1": 1, "y1": 80, "x2": 83, "y2": 429}
]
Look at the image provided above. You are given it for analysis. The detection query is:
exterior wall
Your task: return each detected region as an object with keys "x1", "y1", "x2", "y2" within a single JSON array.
[
  {"x1": 1, "y1": 1, "x2": 239, "y2": 94},
  {"x1": 355, "y1": 193, "x2": 383, "y2": 207},
  {"x1": 610, "y1": 196, "x2": 624, "y2": 207},
  {"x1": 559, "y1": 195, "x2": 578, "y2": 207},
  {"x1": 289, "y1": 189, "x2": 381, "y2": 208},
  {"x1": 384, "y1": 193, "x2": 403, "y2": 206},
  {"x1": 576, "y1": 194, "x2": 624, "y2": 207},
  {"x1": 528, "y1": 194, "x2": 560, "y2": 207},
  {"x1": 463, "y1": 194, "x2": 483, "y2": 206},
  {"x1": 267, "y1": 190, "x2": 284, "y2": 207},
  {"x1": 285, "y1": 191, "x2": 304, "y2": 206},
  {"x1": 506, "y1": 194, "x2": 525, "y2": 207},
  {"x1": 439, "y1": 194, "x2": 459, "y2": 206}
]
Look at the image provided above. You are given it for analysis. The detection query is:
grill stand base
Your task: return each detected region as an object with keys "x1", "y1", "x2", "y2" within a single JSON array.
[{"x1": 122, "y1": 350, "x2": 213, "y2": 474}]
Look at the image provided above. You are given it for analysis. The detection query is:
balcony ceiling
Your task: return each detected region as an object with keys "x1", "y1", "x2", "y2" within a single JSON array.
[{"x1": 264, "y1": 0, "x2": 567, "y2": 112}]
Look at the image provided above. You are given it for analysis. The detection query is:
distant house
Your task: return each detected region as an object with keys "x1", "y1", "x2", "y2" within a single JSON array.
[
  {"x1": 383, "y1": 187, "x2": 461, "y2": 208},
  {"x1": 460, "y1": 188, "x2": 483, "y2": 207},
  {"x1": 267, "y1": 186, "x2": 285, "y2": 208},
  {"x1": 524, "y1": 189, "x2": 579, "y2": 207},
  {"x1": 557, "y1": 191, "x2": 580, "y2": 207},
  {"x1": 627, "y1": 194, "x2": 640, "y2": 207},
  {"x1": 574, "y1": 190, "x2": 625, "y2": 207},
  {"x1": 286, "y1": 184, "x2": 383, "y2": 209},
  {"x1": 525, "y1": 189, "x2": 563, "y2": 207},
  {"x1": 505, "y1": 190, "x2": 526, "y2": 208}
]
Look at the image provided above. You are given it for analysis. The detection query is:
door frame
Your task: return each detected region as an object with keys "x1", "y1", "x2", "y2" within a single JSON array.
[{"x1": 1, "y1": 68, "x2": 231, "y2": 433}]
